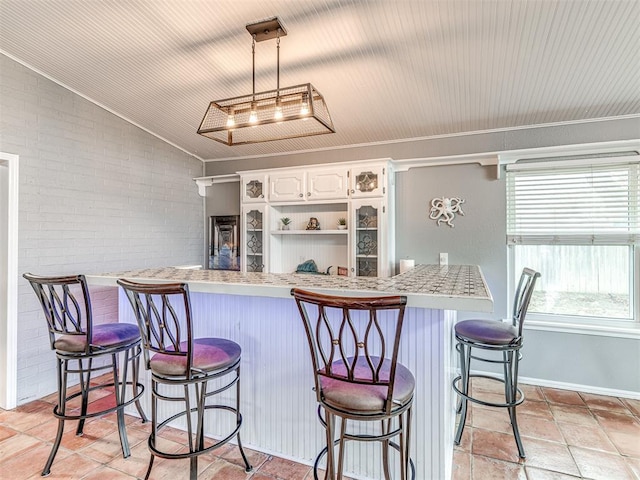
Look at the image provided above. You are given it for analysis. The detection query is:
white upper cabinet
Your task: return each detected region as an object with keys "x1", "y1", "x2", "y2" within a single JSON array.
[
  {"x1": 241, "y1": 174, "x2": 268, "y2": 203},
  {"x1": 269, "y1": 171, "x2": 305, "y2": 202},
  {"x1": 307, "y1": 167, "x2": 349, "y2": 200},
  {"x1": 349, "y1": 164, "x2": 386, "y2": 198}
]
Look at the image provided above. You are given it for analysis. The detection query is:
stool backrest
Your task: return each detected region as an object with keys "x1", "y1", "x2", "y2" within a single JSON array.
[
  {"x1": 117, "y1": 279, "x2": 193, "y2": 374},
  {"x1": 291, "y1": 288, "x2": 407, "y2": 415},
  {"x1": 512, "y1": 268, "x2": 541, "y2": 336},
  {"x1": 23, "y1": 273, "x2": 93, "y2": 353}
]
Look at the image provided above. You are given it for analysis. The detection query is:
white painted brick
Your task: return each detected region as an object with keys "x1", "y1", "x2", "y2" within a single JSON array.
[{"x1": 3, "y1": 55, "x2": 204, "y2": 404}]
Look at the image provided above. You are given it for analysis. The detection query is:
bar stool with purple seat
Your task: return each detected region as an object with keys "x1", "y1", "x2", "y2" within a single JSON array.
[
  {"x1": 452, "y1": 268, "x2": 540, "y2": 458},
  {"x1": 23, "y1": 273, "x2": 147, "y2": 476},
  {"x1": 117, "y1": 279, "x2": 252, "y2": 480},
  {"x1": 292, "y1": 288, "x2": 415, "y2": 480}
]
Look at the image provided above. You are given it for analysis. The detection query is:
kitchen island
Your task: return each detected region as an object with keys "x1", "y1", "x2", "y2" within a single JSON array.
[{"x1": 87, "y1": 265, "x2": 492, "y2": 480}]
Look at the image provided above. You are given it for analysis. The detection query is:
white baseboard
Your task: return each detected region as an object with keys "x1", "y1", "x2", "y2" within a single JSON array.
[
  {"x1": 517, "y1": 375, "x2": 640, "y2": 400},
  {"x1": 465, "y1": 368, "x2": 640, "y2": 400}
]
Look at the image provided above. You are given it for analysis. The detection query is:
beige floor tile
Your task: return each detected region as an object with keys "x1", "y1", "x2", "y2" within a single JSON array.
[
  {"x1": 570, "y1": 446, "x2": 636, "y2": 480},
  {"x1": 557, "y1": 421, "x2": 617, "y2": 453},
  {"x1": 622, "y1": 398, "x2": 640, "y2": 418},
  {"x1": 471, "y1": 428, "x2": 523, "y2": 463},
  {"x1": 524, "y1": 466, "x2": 582, "y2": 479},
  {"x1": 519, "y1": 413, "x2": 565, "y2": 443},
  {"x1": 543, "y1": 388, "x2": 587, "y2": 407},
  {"x1": 471, "y1": 455, "x2": 526, "y2": 480},
  {"x1": 580, "y1": 392, "x2": 630, "y2": 414},
  {"x1": 550, "y1": 404, "x2": 598, "y2": 426},
  {"x1": 520, "y1": 437, "x2": 580, "y2": 477},
  {"x1": 452, "y1": 450, "x2": 471, "y2": 480},
  {"x1": 256, "y1": 455, "x2": 312, "y2": 479}
]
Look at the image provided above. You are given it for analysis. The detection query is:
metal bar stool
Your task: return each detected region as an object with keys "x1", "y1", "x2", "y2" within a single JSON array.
[
  {"x1": 23, "y1": 273, "x2": 147, "y2": 476},
  {"x1": 452, "y1": 268, "x2": 540, "y2": 458},
  {"x1": 291, "y1": 288, "x2": 415, "y2": 480},
  {"x1": 117, "y1": 279, "x2": 252, "y2": 480}
]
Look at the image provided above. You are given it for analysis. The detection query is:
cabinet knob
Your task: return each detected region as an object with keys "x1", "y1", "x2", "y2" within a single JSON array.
[
  {"x1": 299, "y1": 193, "x2": 304, "y2": 197},
  {"x1": 350, "y1": 189, "x2": 355, "y2": 194},
  {"x1": 307, "y1": 192, "x2": 311, "y2": 196},
  {"x1": 260, "y1": 194, "x2": 264, "y2": 198}
]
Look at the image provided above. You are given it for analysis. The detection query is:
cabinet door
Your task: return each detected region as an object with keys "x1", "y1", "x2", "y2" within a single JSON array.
[
  {"x1": 307, "y1": 167, "x2": 348, "y2": 200},
  {"x1": 242, "y1": 205, "x2": 267, "y2": 273},
  {"x1": 349, "y1": 165, "x2": 385, "y2": 198},
  {"x1": 270, "y1": 171, "x2": 305, "y2": 202},
  {"x1": 350, "y1": 199, "x2": 385, "y2": 277},
  {"x1": 241, "y1": 174, "x2": 268, "y2": 203}
]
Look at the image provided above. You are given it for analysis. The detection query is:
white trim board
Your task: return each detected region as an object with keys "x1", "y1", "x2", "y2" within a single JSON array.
[
  {"x1": 469, "y1": 369, "x2": 640, "y2": 401},
  {"x1": 0, "y1": 152, "x2": 19, "y2": 410}
]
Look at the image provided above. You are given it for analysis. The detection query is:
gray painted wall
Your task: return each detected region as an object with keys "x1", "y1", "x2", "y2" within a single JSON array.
[
  {"x1": 0, "y1": 55, "x2": 204, "y2": 404},
  {"x1": 203, "y1": 116, "x2": 640, "y2": 394}
]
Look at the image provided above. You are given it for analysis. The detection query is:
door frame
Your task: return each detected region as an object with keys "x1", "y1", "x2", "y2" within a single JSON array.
[{"x1": 0, "y1": 152, "x2": 18, "y2": 409}]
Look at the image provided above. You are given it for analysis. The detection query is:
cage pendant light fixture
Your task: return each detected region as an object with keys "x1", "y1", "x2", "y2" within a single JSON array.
[{"x1": 197, "y1": 17, "x2": 335, "y2": 146}]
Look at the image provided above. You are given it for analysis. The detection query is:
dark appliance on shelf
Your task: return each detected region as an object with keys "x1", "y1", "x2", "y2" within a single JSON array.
[{"x1": 209, "y1": 215, "x2": 240, "y2": 270}]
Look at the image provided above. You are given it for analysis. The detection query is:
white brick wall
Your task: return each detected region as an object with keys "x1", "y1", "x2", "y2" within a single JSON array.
[{"x1": 0, "y1": 55, "x2": 205, "y2": 404}]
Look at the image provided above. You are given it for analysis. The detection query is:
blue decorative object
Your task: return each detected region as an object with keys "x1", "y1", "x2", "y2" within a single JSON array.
[{"x1": 296, "y1": 259, "x2": 332, "y2": 275}]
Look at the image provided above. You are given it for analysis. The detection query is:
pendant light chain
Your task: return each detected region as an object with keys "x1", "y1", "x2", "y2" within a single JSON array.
[
  {"x1": 252, "y1": 34, "x2": 256, "y2": 100},
  {"x1": 276, "y1": 29, "x2": 281, "y2": 95}
]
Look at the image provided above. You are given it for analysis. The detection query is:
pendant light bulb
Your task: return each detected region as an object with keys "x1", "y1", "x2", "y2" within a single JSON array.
[
  {"x1": 226, "y1": 107, "x2": 235, "y2": 128},
  {"x1": 249, "y1": 101, "x2": 258, "y2": 124},
  {"x1": 274, "y1": 97, "x2": 283, "y2": 120},
  {"x1": 300, "y1": 93, "x2": 309, "y2": 116}
]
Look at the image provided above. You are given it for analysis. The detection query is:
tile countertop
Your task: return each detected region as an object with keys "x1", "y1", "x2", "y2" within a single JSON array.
[{"x1": 86, "y1": 264, "x2": 493, "y2": 313}]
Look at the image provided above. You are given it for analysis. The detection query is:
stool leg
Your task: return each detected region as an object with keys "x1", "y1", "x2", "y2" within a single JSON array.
[
  {"x1": 143, "y1": 453, "x2": 154, "y2": 480},
  {"x1": 145, "y1": 378, "x2": 159, "y2": 480},
  {"x1": 235, "y1": 367, "x2": 252, "y2": 472},
  {"x1": 403, "y1": 406, "x2": 413, "y2": 480},
  {"x1": 75, "y1": 358, "x2": 91, "y2": 436},
  {"x1": 132, "y1": 345, "x2": 148, "y2": 423},
  {"x1": 381, "y1": 419, "x2": 392, "y2": 480},
  {"x1": 324, "y1": 411, "x2": 336, "y2": 480},
  {"x1": 505, "y1": 350, "x2": 525, "y2": 458},
  {"x1": 113, "y1": 351, "x2": 131, "y2": 458},
  {"x1": 43, "y1": 358, "x2": 67, "y2": 476},
  {"x1": 454, "y1": 342, "x2": 471, "y2": 445},
  {"x1": 337, "y1": 418, "x2": 347, "y2": 480}
]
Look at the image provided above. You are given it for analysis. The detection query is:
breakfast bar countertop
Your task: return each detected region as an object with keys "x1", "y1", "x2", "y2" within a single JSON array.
[{"x1": 87, "y1": 264, "x2": 493, "y2": 312}]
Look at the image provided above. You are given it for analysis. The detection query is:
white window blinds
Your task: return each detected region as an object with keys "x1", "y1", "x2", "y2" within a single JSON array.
[{"x1": 506, "y1": 157, "x2": 640, "y2": 245}]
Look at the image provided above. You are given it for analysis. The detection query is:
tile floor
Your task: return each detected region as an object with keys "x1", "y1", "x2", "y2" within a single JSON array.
[{"x1": 0, "y1": 379, "x2": 638, "y2": 479}]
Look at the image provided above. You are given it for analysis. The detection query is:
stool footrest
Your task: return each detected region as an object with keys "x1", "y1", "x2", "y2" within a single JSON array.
[{"x1": 452, "y1": 374, "x2": 524, "y2": 408}]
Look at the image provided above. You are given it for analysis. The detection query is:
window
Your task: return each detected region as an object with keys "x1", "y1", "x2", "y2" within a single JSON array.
[{"x1": 506, "y1": 156, "x2": 639, "y2": 324}]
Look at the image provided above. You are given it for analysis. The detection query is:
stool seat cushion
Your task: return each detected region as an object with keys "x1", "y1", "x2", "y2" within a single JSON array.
[
  {"x1": 54, "y1": 323, "x2": 140, "y2": 353},
  {"x1": 455, "y1": 319, "x2": 518, "y2": 345},
  {"x1": 150, "y1": 337, "x2": 241, "y2": 377},
  {"x1": 320, "y1": 356, "x2": 415, "y2": 413}
]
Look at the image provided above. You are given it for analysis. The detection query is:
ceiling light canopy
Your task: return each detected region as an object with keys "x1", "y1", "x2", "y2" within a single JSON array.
[{"x1": 197, "y1": 17, "x2": 335, "y2": 146}]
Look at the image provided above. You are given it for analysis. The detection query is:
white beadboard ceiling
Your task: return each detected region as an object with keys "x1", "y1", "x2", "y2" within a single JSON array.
[{"x1": 1, "y1": 0, "x2": 639, "y2": 162}]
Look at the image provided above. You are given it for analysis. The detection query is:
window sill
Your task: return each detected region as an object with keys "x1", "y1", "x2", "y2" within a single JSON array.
[{"x1": 524, "y1": 319, "x2": 640, "y2": 340}]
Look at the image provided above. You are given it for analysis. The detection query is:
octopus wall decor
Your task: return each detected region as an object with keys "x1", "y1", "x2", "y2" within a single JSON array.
[{"x1": 429, "y1": 197, "x2": 465, "y2": 227}]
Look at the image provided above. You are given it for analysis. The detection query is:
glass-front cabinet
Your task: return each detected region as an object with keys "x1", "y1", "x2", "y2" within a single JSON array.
[
  {"x1": 241, "y1": 174, "x2": 268, "y2": 203},
  {"x1": 242, "y1": 205, "x2": 268, "y2": 273},
  {"x1": 351, "y1": 199, "x2": 386, "y2": 277},
  {"x1": 349, "y1": 164, "x2": 385, "y2": 198}
]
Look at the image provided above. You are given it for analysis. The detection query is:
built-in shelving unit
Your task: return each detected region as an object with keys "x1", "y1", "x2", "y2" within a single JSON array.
[{"x1": 239, "y1": 159, "x2": 394, "y2": 277}]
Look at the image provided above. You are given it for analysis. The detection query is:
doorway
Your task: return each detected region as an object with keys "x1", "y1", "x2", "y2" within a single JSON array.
[{"x1": 0, "y1": 152, "x2": 18, "y2": 409}]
